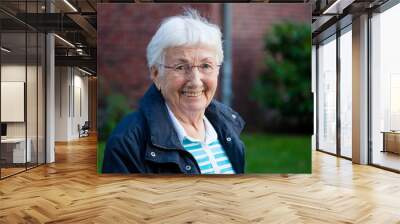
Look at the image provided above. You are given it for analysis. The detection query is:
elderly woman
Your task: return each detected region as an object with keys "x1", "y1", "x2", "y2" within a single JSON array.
[{"x1": 102, "y1": 10, "x2": 245, "y2": 174}]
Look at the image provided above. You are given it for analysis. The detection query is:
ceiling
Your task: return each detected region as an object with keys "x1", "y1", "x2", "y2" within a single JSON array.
[
  {"x1": 1, "y1": 0, "x2": 97, "y2": 74},
  {"x1": 311, "y1": 0, "x2": 389, "y2": 42}
]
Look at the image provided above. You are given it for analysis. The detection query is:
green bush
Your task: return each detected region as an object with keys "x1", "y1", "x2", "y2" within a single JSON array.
[
  {"x1": 98, "y1": 93, "x2": 132, "y2": 172},
  {"x1": 98, "y1": 93, "x2": 132, "y2": 141},
  {"x1": 252, "y1": 22, "x2": 312, "y2": 133}
]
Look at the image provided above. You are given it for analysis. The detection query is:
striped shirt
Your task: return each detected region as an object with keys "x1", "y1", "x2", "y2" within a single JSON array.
[{"x1": 166, "y1": 104, "x2": 235, "y2": 174}]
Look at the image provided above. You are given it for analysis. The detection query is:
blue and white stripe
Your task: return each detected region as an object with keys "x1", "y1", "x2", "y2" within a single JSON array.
[{"x1": 182, "y1": 138, "x2": 234, "y2": 174}]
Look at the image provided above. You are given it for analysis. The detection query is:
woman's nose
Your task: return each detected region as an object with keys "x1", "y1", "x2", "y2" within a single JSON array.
[{"x1": 187, "y1": 67, "x2": 203, "y2": 85}]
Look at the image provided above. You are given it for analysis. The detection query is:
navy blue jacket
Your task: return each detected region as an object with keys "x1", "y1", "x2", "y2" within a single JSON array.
[{"x1": 102, "y1": 84, "x2": 246, "y2": 174}]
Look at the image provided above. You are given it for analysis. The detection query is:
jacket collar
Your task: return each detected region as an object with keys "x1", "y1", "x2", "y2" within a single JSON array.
[
  {"x1": 138, "y1": 84, "x2": 182, "y2": 150},
  {"x1": 138, "y1": 84, "x2": 245, "y2": 150},
  {"x1": 165, "y1": 102, "x2": 219, "y2": 145}
]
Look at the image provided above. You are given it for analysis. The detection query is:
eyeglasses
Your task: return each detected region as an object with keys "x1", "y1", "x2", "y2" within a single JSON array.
[{"x1": 158, "y1": 63, "x2": 221, "y2": 75}]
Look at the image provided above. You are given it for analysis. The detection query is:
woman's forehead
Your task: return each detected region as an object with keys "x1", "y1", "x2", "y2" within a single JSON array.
[{"x1": 165, "y1": 45, "x2": 217, "y2": 61}]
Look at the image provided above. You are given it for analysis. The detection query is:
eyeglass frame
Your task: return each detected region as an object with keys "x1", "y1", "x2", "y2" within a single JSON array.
[{"x1": 157, "y1": 62, "x2": 222, "y2": 75}]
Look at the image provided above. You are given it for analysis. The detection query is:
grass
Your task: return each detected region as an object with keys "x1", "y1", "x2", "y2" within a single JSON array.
[
  {"x1": 97, "y1": 142, "x2": 106, "y2": 173},
  {"x1": 97, "y1": 133, "x2": 311, "y2": 174},
  {"x1": 242, "y1": 133, "x2": 311, "y2": 173}
]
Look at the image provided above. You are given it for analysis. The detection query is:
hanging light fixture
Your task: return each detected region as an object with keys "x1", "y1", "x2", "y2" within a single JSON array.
[{"x1": 1, "y1": 47, "x2": 11, "y2": 53}]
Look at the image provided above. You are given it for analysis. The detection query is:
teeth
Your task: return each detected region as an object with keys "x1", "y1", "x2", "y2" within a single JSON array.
[{"x1": 182, "y1": 91, "x2": 203, "y2": 97}]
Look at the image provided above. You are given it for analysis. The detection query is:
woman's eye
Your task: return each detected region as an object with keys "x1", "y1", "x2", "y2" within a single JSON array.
[
  {"x1": 175, "y1": 65, "x2": 186, "y2": 71},
  {"x1": 201, "y1": 64, "x2": 212, "y2": 69}
]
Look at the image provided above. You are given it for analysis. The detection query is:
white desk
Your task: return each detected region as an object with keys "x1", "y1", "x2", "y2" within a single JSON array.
[{"x1": 1, "y1": 138, "x2": 31, "y2": 163}]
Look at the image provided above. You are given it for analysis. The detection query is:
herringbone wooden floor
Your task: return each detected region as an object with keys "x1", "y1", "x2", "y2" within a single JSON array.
[{"x1": 1, "y1": 135, "x2": 400, "y2": 223}]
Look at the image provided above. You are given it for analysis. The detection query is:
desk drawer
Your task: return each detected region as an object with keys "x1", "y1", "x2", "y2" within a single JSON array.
[
  {"x1": 384, "y1": 133, "x2": 400, "y2": 154},
  {"x1": 0, "y1": 144, "x2": 14, "y2": 164},
  {"x1": 1, "y1": 140, "x2": 32, "y2": 164}
]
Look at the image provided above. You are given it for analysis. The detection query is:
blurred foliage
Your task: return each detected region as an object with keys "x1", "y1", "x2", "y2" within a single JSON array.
[
  {"x1": 98, "y1": 93, "x2": 131, "y2": 141},
  {"x1": 252, "y1": 22, "x2": 312, "y2": 133}
]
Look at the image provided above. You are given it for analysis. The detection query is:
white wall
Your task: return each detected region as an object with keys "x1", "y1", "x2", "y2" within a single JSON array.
[
  {"x1": 1, "y1": 65, "x2": 26, "y2": 142},
  {"x1": 55, "y1": 67, "x2": 89, "y2": 141},
  {"x1": 55, "y1": 66, "x2": 69, "y2": 141},
  {"x1": 1, "y1": 65, "x2": 39, "y2": 138}
]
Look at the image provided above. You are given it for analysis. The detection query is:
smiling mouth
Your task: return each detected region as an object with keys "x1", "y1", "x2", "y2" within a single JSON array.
[{"x1": 181, "y1": 90, "x2": 204, "y2": 97}]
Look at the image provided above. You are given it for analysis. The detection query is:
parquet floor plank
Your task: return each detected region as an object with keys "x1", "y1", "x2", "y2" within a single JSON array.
[{"x1": 1, "y1": 135, "x2": 400, "y2": 223}]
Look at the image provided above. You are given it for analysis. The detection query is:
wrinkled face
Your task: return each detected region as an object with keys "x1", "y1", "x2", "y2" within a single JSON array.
[{"x1": 151, "y1": 44, "x2": 219, "y2": 116}]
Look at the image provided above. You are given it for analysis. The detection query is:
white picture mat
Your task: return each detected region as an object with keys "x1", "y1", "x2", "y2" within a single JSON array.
[{"x1": 1, "y1": 81, "x2": 25, "y2": 122}]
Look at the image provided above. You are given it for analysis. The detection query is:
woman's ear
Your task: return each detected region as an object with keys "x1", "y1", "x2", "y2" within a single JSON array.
[{"x1": 150, "y1": 66, "x2": 161, "y2": 91}]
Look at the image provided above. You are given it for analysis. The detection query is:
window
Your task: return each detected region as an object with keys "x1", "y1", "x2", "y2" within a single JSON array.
[
  {"x1": 317, "y1": 35, "x2": 337, "y2": 154},
  {"x1": 0, "y1": 1, "x2": 46, "y2": 179},
  {"x1": 339, "y1": 26, "x2": 352, "y2": 158},
  {"x1": 371, "y1": 2, "x2": 400, "y2": 171}
]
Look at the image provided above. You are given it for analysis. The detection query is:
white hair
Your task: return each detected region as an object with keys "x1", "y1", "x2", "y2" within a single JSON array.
[{"x1": 146, "y1": 9, "x2": 224, "y2": 72}]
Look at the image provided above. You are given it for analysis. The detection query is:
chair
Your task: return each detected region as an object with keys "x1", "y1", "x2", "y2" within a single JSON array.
[{"x1": 78, "y1": 121, "x2": 90, "y2": 138}]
